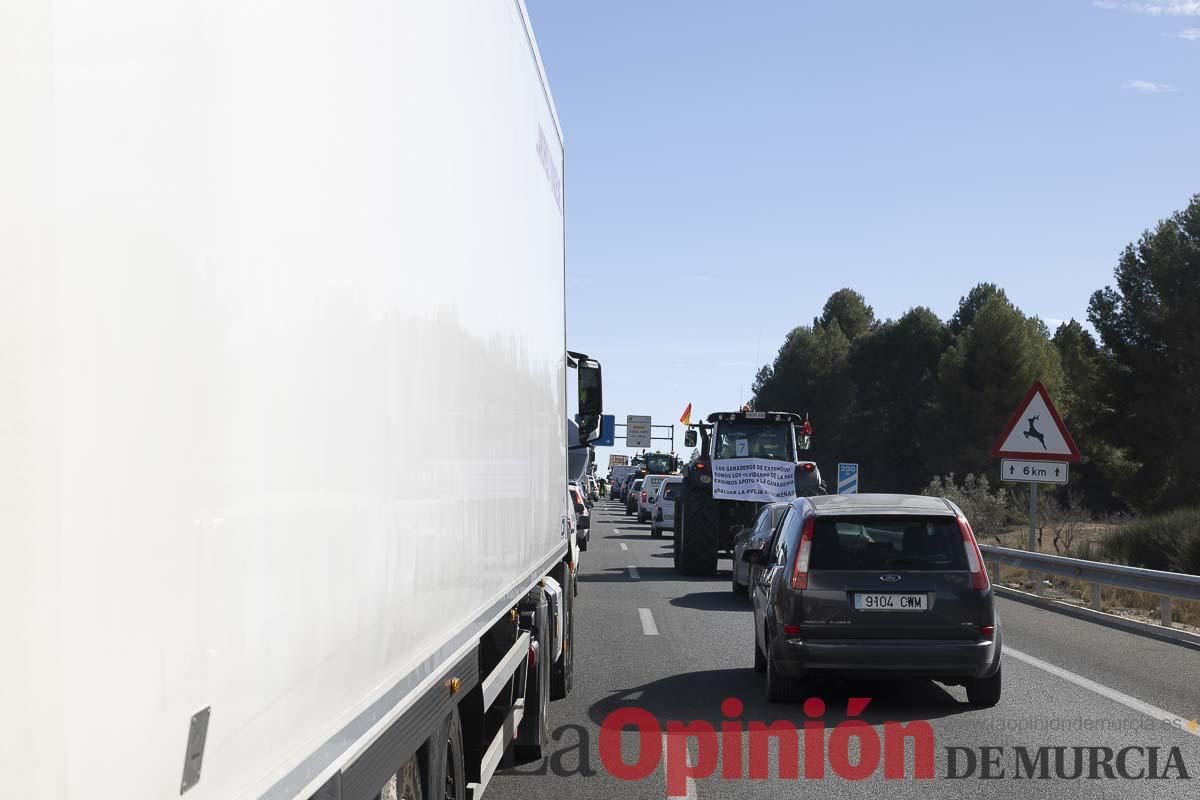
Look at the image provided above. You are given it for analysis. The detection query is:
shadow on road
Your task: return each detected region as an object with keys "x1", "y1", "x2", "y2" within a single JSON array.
[
  {"x1": 669, "y1": 590, "x2": 747, "y2": 612},
  {"x1": 587, "y1": 668, "x2": 970, "y2": 728},
  {"x1": 577, "y1": 566, "x2": 716, "y2": 585}
]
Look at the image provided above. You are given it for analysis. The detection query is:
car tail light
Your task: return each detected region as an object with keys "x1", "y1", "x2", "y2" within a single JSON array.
[
  {"x1": 790, "y1": 516, "x2": 816, "y2": 590},
  {"x1": 695, "y1": 462, "x2": 706, "y2": 470},
  {"x1": 783, "y1": 624, "x2": 801, "y2": 636},
  {"x1": 980, "y1": 624, "x2": 995, "y2": 639},
  {"x1": 799, "y1": 463, "x2": 815, "y2": 472},
  {"x1": 958, "y1": 516, "x2": 990, "y2": 591},
  {"x1": 641, "y1": 491, "x2": 648, "y2": 503}
]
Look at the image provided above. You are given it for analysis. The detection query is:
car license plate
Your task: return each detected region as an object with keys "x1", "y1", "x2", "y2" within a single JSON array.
[{"x1": 854, "y1": 593, "x2": 927, "y2": 611}]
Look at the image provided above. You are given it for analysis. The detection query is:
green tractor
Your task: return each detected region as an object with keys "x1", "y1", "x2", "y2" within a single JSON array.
[
  {"x1": 673, "y1": 411, "x2": 825, "y2": 576},
  {"x1": 632, "y1": 450, "x2": 681, "y2": 478}
]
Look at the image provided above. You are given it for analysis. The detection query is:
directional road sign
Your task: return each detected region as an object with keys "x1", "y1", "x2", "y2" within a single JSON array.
[
  {"x1": 1000, "y1": 459, "x2": 1070, "y2": 485},
  {"x1": 626, "y1": 415, "x2": 652, "y2": 448}
]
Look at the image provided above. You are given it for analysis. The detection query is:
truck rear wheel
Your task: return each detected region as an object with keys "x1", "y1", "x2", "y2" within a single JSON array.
[
  {"x1": 678, "y1": 485, "x2": 718, "y2": 576},
  {"x1": 440, "y1": 707, "x2": 465, "y2": 800},
  {"x1": 515, "y1": 591, "x2": 550, "y2": 761},
  {"x1": 391, "y1": 753, "x2": 424, "y2": 800},
  {"x1": 550, "y1": 573, "x2": 573, "y2": 700}
]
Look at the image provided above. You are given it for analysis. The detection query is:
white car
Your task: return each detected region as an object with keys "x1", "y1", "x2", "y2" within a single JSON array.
[
  {"x1": 650, "y1": 476, "x2": 683, "y2": 538},
  {"x1": 638, "y1": 474, "x2": 672, "y2": 523}
]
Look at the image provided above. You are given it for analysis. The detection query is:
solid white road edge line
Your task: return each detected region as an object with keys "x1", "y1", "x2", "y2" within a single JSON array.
[
  {"x1": 638, "y1": 608, "x2": 658, "y2": 636},
  {"x1": 1004, "y1": 647, "x2": 1199, "y2": 738}
]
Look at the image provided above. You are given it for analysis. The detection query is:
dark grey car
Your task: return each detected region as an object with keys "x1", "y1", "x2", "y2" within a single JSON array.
[
  {"x1": 624, "y1": 479, "x2": 644, "y2": 516},
  {"x1": 731, "y1": 502, "x2": 790, "y2": 595},
  {"x1": 746, "y1": 494, "x2": 1001, "y2": 706}
]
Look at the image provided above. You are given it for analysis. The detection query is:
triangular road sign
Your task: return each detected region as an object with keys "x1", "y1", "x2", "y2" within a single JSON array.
[{"x1": 991, "y1": 382, "x2": 1081, "y2": 462}]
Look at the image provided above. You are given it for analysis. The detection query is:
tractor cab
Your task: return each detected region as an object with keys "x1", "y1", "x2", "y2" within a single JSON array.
[
  {"x1": 684, "y1": 411, "x2": 812, "y2": 460},
  {"x1": 633, "y1": 450, "x2": 681, "y2": 477}
]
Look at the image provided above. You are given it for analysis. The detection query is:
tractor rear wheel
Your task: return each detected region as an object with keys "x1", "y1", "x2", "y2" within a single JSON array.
[{"x1": 678, "y1": 484, "x2": 718, "y2": 576}]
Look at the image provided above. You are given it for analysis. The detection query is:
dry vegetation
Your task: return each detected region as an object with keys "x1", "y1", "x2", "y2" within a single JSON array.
[{"x1": 927, "y1": 477, "x2": 1200, "y2": 631}]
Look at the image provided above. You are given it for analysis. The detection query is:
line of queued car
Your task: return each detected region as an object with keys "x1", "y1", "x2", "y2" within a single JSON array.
[{"x1": 610, "y1": 472, "x2": 682, "y2": 539}]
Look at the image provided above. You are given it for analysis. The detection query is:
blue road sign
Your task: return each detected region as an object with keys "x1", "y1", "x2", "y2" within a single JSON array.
[
  {"x1": 597, "y1": 414, "x2": 615, "y2": 446},
  {"x1": 837, "y1": 463, "x2": 859, "y2": 495},
  {"x1": 574, "y1": 414, "x2": 614, "y2": 446}
]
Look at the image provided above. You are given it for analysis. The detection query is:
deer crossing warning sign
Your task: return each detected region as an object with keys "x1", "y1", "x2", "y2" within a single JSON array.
[{"x1": 991, "y1": 382, "x2": 1080, "y2": 463}]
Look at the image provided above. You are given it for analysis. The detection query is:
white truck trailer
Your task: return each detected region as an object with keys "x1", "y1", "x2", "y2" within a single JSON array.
[{"x1": 0, "y1": 2, "x2": 599, "y2": 799}]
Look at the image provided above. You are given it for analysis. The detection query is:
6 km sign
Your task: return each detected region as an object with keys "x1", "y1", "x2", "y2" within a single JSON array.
[
  {"x1": 993, "y1": 382, "x2": 1081, "y2": 560},
  {"x1": 1000, "y1": 459, "x2": 1069, "y2": 485}
]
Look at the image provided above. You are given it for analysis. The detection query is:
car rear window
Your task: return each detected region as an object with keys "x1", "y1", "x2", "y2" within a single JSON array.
[
  {"x1": 662, "y1": 483, "x2": 680, "y2": 500},
  {"x1": 810, "y1": 516, "x2": 966, "y2": 571}
]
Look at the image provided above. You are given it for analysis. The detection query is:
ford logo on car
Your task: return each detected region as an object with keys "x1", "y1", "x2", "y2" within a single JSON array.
[{"x1": 880, "y1": 574, "x2": 902, "y2": 582}]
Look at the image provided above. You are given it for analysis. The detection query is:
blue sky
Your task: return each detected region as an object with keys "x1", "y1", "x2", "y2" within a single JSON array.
[{"x1": 528, "y1": 0, "x2": 1200, "y2": 464}]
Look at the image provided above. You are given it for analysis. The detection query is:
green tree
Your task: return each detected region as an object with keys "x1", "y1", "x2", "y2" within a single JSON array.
[
  {"x1": 1087, "y1": 194, "x2": 1200, "y2": 509},
  {"x1": 845, "y1": 307, "x2": 950, "y2": 492},
  {"x1": 752, "y1": 312, "x2": 855, "y2": 467},
  {"x1": 816, "y1": 288, "x2": 876, "y2": 341},
  {"x1": 1053, "y1": 320, "x2": 1100, "y2": 413},
  {"x1": 949, "y1": 283, "x2": 1007, "y2": 336},
  {"x1": 937, "y1": 294, "x2": 1065, "y2": 477},
  {"x1": 1051, "y1": 320, "x2": 1125, "y2": 512}
]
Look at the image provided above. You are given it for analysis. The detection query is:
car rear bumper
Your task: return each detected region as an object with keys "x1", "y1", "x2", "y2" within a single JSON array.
[{"x1": 772, "y1": 635, "x2": 1000, "y2": 680}]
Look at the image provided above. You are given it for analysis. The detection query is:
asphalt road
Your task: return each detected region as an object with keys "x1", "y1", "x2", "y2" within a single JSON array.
[{"x1": 489, "y1": 499, "x2": 1200, "y2": 800}]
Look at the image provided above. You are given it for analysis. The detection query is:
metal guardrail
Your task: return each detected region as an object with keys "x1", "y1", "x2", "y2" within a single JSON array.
[{"x1": 978, "y1": 544, "x2": 1200, "y2": 628}]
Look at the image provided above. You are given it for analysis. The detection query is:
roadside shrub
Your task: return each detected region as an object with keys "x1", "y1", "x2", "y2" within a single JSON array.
[
  {"x1": 1038, "y1": 489, "x2": 1091, "y2": 555},
  {"x1": 922, "y1": 473, "x2": 1010, "y2": 543},
  {"x1": 1101, "y1": 507, "x2": 1200, "y2": 575}
]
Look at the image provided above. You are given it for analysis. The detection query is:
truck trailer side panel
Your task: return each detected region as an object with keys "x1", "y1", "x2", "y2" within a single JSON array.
[{"x1": 0, "y1": 2, "x2": 568, "y2": 798}]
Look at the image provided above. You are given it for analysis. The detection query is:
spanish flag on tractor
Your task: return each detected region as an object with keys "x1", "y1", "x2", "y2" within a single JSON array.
[{"x1": 679, "y1": 403, "x2": 692, "y2": 426}]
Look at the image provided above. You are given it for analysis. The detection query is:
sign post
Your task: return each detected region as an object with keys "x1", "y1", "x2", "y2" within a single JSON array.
[
  {"x1": 992, "y1": 382, "x2": 1081, "y2": 594},
  {"x1": 1028, "y1": 483, "x2": 1038, "y2": 556}
]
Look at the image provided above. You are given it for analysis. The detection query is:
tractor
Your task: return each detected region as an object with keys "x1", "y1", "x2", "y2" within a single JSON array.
[
  {"x1": 673, "y1": 410, "x2": 825, "y2": 576},
  {"x1": 632, "y1": 450, "x2": 681, "y2": 478}
]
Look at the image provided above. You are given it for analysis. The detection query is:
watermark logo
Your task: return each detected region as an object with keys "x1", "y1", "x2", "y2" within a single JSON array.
[
  {"x1": 600, "y1": 696, "x2": 937, "y2": 795},
  {"x1": 506, "y1": 695, "x2": 1194, "y2": 794}
]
